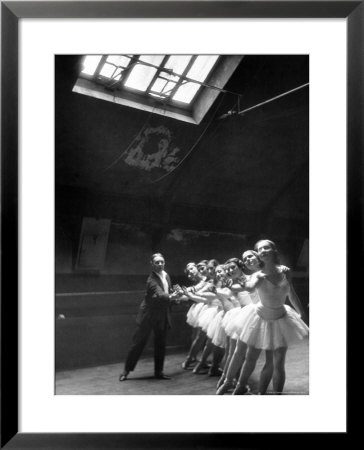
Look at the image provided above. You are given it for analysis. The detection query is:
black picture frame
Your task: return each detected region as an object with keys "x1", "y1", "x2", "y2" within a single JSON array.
[{"x1": 1, "y1": 1, "x2": 359, "y2": 448}]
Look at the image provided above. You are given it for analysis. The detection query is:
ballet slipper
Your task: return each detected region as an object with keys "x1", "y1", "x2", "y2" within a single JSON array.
[
  {"x1": 192, "y1": 362, "x2": 208, "y2": 374},
  {"x1": 216, "y1": 379, "x2": 234, "y2": 395},
  {"x1": 232, "y1": 383, "x2": 251, "y2": 395},
  {"x1": 181, "y1": 357, "x2": 197, "y2": 370}
]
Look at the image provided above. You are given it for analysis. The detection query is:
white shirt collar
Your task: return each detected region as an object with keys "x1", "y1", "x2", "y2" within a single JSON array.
[{"x1": 155, "y1": 270, "x2": 169, "y2": 293}]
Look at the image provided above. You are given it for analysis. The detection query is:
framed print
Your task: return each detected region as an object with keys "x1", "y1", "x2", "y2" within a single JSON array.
[{"x1": 1, "y1": 0, "x2": 360, "y2": 448}]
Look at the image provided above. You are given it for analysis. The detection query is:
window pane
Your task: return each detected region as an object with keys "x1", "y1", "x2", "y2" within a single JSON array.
[
  {"x1": 161, "y1": 81, "x2": 177, "y2": 95},
  {"x1": 125, "y1": 55, "x2": 165, "y2": 92},
  {"x1": 172, "y1": 82, "x2": 200, "y2": 103},
  {"x1": 150, "y1": 78, "x2": 176, "y2": 95},
  {"x1": 106, "y1": 55, "x2": 131, "y2": 68},
  {"x1": 186, "y1": 55, "x2": 219, "y2": 82},
  {"x1": 81, "y1": 55, "x2": 102, "y2": 76},
  {"x1": 100, "y1": 63, "x2": 117, "y2": 78},
  {"x1": 114, "y1": 68, "x2": 123, "y2": 81},
  {"x1": 164, "y1": 55, "x2": 192, "y2": 75},
  {"x1": 159, "y1": 71, "x2": 180, "y2": 83},
  {"x1": 150, "y1": 78, "x2": 169, "y2": 93}
]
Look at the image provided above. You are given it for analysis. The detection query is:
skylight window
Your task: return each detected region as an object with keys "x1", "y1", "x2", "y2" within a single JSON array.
[
  {"x1": 99, "y1": 55, "x2": 132, "y2": 80},
  {"x1": 124, "y1": 55, "x2": 165, "y2": 92},
  {"x1": 81, "y1": 55, "x2": 102, "y2": 76},
  {"x1": 79, "y1": 54, "x2": 219, "y2": 105},
  {"x1": 172, "y1": 55, "x2": 219, "y2": 103},
  {"x1": 74, "y1": 55, "x2": 243, "y2": 124}
]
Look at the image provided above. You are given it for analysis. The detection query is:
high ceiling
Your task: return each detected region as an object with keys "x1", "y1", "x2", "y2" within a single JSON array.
[{"x1": 56, "y1": 55, "x2": 309, "y2": 239}]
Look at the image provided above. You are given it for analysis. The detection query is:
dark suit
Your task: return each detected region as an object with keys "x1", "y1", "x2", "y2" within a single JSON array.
[{"x1": 124, "y1": 271, "x2": 172, "y2": 375}]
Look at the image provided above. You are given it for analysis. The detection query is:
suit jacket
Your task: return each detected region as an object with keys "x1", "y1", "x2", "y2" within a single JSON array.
[{"x1": 136, "y1": 271, "x2": 173, "y2": 329}]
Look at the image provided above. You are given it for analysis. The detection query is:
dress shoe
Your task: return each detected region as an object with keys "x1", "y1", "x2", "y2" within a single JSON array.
[
  {"x1": 155, "y1": 373, "x2": 172, "y2": 380},
  {"x1": 119, "y1": 371, "x2": 129, "y2": 382}
]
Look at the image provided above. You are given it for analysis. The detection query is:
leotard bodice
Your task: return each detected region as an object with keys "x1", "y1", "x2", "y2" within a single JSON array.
[{"x1": 257, "y1": 273, "x2": 290, "y2": 309}]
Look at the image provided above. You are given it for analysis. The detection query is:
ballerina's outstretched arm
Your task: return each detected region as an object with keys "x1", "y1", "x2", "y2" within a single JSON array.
[
  {"x1": 182, "y1": 287, "x2": 209, "y2": 304},
  {"x1": 231, "y1": 271, "x2": 267, "y2": 292}
]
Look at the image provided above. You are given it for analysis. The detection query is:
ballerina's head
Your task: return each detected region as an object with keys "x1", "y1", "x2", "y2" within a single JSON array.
[
  {"x1": 254, "y1": 240, "x2": 280, "y2": 264},
  {"x1": 224, "y1": 257, "x2": 245, "y2": 281},
  {"x1": 242, "y1": 250, "x2": 262, "y2": 273}
]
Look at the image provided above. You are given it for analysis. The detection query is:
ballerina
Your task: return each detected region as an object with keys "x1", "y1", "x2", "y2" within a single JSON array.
[
  {"x1": 180, "y1": 262, "x2": 209, "y2": 370},
  {"x1": 204, "y1": 264, "x2": 237, "y2": 376},
  {"x1": 183, "y1": 260, "x2": 226, "y2": 375},
  {"x1": 215, "y1": 258, "x2": 251, "y2": 389},
  {"x1": 216, "y1": 251, "x2": 266, "y2": 394},
  {"x1": 217, "y1": 249, "x2": 294, "y2": 394},
  {"x1": 232, "y1": 239, "x2": 308, "y2": 395},
  {"x1": 196, "y1": 260, "x2": 209, "y2": 278}
]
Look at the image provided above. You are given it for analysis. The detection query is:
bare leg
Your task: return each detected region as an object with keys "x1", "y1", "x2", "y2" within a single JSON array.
[
  {"x1": 189, "y1": 328, "x2": 206, "y2": 359},
  {"x1": 182, "y1": 327, "x2": 206, "y2": 369},
  {"x1": 217, "y1": 337, "x2": 235, "y2": 388},
  {"x1": 272, "y1": 347, "x2": 287, "y2": 394},
  {"x1": 226, "y1": 340, "x2": 247, "y2": 381},
  {"x1": 224, "y1": 338, "x2": 237, "y2": 375},
  {"x1": 258, "y1": 350, "x2": 274, "y2": 394},
  {"x1": 216, "y1": 340, "x2": 247, "y2": 394},
  {"x1": 209, "y1": 344, "x2": 224, "y2": 376},
  {"x1": 233, "y1": 346, "x2": 261, "y2": 394},
  {"x1": 193, "y1": 338, "x2": 213, "y2": 373}
]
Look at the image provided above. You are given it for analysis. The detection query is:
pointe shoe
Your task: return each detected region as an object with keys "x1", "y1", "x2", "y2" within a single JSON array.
[
  {"x1": 181, "y1": 357, "x2": 197, "y2": 370},
  {"x1": 216, "y1": 380, "x2": 234, "y2": 395},
  {"x1": 232, "y1": 383, "x2": 251, "y2": 395},
  {"x1": 119, "y1": 371, "x2": 129, "y2": 382},
  {"x1": 192, "y1": 362, "x2": 208, "y2": 374}
]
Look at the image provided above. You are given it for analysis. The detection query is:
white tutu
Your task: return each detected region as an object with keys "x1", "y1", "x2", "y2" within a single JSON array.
[
  {"x1": 238, "y1": 302, "x2": 309, "y2": 350},
  {"x1": 236, "y1": 291, "x2": 253, "y2": 307},
  {"x1": 221, "y1": 307, "x2": 242, "y2": 338},
  {"x1": 198, "y1": 305, "x2": 219, "y2": 332},
  {"x1": 210, "y1": 311, "x2": 227, "y2": 348},
  {"x1": 224, "y1": 305, "x2": 250, "y2": 337},
  {"x1": 186, "y1": 302, "x2": 205, "y2": 328}
]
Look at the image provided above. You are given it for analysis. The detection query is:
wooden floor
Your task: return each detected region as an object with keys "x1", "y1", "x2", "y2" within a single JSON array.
[{"x1": 56, "y1": 339, "x2": 309, "y2": 395}]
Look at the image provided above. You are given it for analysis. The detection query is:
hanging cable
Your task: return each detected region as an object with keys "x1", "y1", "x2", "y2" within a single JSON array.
[
  {"x1": 102, "y1": 109, "x2": 154, "y2": 172},
  {"x1": 149, "y1": 93, "x2": 226, "y2": 184}
]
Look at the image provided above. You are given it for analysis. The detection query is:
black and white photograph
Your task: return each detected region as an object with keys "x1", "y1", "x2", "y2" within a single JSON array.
[
  {"x1": 55, "y1": 54, "x2": 310, "y2": 395},
  {"x1": 2, "y1": 0, "x2": 355, "y2": 443}
]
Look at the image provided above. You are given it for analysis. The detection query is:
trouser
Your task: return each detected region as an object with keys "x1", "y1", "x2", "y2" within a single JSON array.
[{"x1": 124, "y1": 320, "x2": 167, "y2": 375}]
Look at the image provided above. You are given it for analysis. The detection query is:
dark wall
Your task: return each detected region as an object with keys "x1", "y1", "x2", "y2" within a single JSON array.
[
  {"x1": 55, "y1": 55, "x2": 309, "y2": 226},
  {"x1": 55, "y1": 218, "x2": 308, "y2": 371},
  {"x1": 55, "y1": 289, "x2": 191, "y2": 371}
]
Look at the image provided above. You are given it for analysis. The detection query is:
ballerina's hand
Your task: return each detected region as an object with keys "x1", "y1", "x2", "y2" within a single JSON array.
[
  {"x1": 256, "y1": 271, "x2": 267, "y2": 279},
  {"x1": 181, "y1": 286, "x2": 191, "y2": 297},
  {"x1": 280, "y1": 265, "x2": 291, "y2": 273}
]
